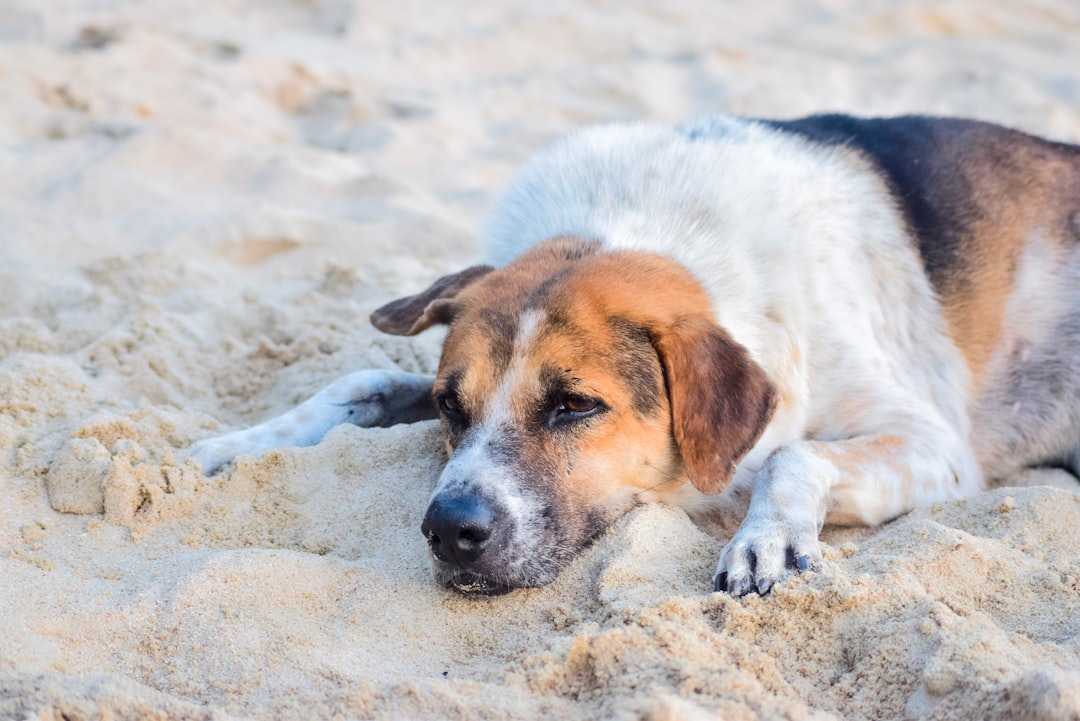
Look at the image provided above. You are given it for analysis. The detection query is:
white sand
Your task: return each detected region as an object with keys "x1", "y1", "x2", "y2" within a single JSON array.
[{"x1": 2, "y1": 1, "x2": 1080, "y2": 719}]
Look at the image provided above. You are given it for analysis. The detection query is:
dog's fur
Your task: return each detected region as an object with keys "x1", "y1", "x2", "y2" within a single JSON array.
[{"x1": 192, "y1": 114, "x2": 1080, "y2": 597}]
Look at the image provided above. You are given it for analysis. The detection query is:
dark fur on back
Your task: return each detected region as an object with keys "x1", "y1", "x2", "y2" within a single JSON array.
[{"x1": 760, "y1": 114, "x2": 1080, "y2": 296}]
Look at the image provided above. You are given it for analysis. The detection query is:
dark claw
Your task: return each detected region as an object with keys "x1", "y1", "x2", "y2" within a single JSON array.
[
  {"x1": 756, "y1": 576, "x2": 774, "y2": 595},
  {"x1": 713, "y1": 571, "x2": 728, "y2": 593},
  {"x1": 795, "y1": 554, "x2": 818, "y2": 573}
]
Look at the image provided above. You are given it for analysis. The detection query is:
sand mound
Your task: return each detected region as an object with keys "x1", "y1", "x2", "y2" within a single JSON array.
[{"x1": 3, "y1": 1, "x2": 1080, "y2": 719}]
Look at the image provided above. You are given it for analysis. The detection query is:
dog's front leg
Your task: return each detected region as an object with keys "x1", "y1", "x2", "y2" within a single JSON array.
[
  {"x1": 714, "y1": 434, "x2": 980, "y2": 596},
  {"x1": 190, "y1": 370, "x2": 436, "y2": 475}
]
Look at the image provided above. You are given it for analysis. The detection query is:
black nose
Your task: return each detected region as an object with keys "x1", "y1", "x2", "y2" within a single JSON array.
[{"x1": 421, "y1": 494, "x2": 496, "y2": 566}]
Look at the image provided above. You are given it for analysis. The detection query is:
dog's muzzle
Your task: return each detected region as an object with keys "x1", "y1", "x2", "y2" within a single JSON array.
[{"x1": 420, "y1": 493, "x2": 514, "y2": 595}]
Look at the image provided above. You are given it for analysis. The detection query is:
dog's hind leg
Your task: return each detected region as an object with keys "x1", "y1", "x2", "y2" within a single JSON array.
[{"x1": 190, "y1": 369, "x2": 436, "y2": 475}]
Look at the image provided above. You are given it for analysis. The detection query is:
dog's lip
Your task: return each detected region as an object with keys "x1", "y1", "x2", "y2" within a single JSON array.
[{"x1": 445, "y1": 572, "x2": 516, "y2": 596}]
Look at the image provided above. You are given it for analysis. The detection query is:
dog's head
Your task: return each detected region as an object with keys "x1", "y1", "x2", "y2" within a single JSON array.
[{"x1": 371, "y1": 238, "x2": 776, "y2": 594}]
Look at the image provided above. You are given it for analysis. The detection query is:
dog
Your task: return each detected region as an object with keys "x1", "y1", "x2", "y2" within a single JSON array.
[{"x1": 192, "y1": 114, "x2": 1080, "y2": 597}]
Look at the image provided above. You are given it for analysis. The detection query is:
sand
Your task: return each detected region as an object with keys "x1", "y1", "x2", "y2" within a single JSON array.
[{"x1": 2, "y1": 0, "x2": 1080, "y2": 719}]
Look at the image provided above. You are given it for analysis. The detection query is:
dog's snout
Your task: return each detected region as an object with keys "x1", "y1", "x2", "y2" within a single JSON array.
[{"x1": 421, "y1": 495, "x2": 496, "y2": 565}]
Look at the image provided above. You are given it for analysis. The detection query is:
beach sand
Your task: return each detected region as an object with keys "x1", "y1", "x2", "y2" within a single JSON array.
[{"x1": 2, "y1": 1, "x2": 1079, "y2": 719}]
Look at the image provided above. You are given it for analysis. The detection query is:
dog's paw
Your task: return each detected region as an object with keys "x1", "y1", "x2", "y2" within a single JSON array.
[
  {"x1": 712, "y1": 517, "x2": 822, "y2": 597},
  {"x1": 189, "y1": 430, "x2": 274, "y2": 476},
  {"x1": 189, "y1": 435, "x2": 239, "y2": 476}
]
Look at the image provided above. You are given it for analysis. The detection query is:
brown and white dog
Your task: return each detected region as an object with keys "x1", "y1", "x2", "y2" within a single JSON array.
[{"x1": 192, "y1": 114, "x2": 1080, "y2": 597}]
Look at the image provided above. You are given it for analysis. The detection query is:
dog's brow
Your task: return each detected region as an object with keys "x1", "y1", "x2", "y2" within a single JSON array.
[
  {"x1": 536, "y1": 305, "x2": 584, "y2": 343},
  {"x1": 477, "y1": 307, "x2": 516, "y2": 374},
  {"x1": 538, "y1": 363, "x2": 576, "y2": 401},
  {"x1": 439, "y1": 370, "x2": 465, "y2": 397}
]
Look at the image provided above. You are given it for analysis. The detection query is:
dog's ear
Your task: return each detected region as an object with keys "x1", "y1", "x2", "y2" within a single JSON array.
[
  {"x1": 370, "y1": 265, "x2": 494, "y2": 336},
  {"x1": 652, "y1": 317, "x2": 777, "y2": 494}
]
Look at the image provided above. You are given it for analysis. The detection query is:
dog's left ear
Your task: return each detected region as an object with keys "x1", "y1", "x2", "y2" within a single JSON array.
[
  {"x1": 653, "y1": 317, "x2": 778, "y2": 494},
  {"x1": 370, "y1": 265, "x2": 494, "y2": 336}
]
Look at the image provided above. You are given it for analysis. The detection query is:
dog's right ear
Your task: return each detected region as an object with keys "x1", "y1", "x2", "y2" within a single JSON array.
[
  {"x1": 652, "y1": 316, "x2": 778, "y2": 495},
  {"x1": 370, "y1": 265, "x2": 494, "y2": 336}
]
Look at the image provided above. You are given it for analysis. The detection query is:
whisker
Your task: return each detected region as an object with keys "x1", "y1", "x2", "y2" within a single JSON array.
[{"x1": 633, "y1": 461, "x2": 683, "y2": 497}]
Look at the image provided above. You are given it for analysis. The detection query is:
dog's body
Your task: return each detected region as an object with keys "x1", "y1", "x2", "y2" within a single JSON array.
[{"x1": 192, "y1": 114, "x2": 1080, "y2": 596}]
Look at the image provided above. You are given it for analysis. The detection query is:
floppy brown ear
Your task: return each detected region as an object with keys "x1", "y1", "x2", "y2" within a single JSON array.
[
  {"x1": 653, "y1": 317, "x2": 777, "y2": 494},
  {"x1": 370, "y1": 265, "x2": 494, "y2": 336}
]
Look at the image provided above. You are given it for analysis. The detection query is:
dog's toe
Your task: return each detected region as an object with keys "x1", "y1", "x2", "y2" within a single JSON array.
[
  {"x1": 728, "y1": 573, "x2": 754, "y2": 597},
  {"x1": 793, "y1": 552, "x2": 819, "y2": 573},
  {"x1": 712, "y1": 570, "x2": 727, "y2": 593},
  {"x1": 755, "y1": 575, "x2": 775, "y2": 595}
]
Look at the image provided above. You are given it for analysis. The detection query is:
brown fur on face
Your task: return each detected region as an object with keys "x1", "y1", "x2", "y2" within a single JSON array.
[{"x1": 376, "y1": 238, "x2": 778, "y2": 573}]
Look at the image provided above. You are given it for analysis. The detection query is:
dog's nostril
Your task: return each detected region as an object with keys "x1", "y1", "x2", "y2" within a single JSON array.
[{"x1": 459, "y1": 525, "x2": 490, "y2": 545}]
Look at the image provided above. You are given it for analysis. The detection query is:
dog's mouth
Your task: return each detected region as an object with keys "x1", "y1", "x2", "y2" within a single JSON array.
[{"x1": 444, "y1": 572, "x2": 516, "y2": 596}]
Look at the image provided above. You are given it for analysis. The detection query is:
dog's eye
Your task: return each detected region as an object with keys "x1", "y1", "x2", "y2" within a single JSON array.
[
  {"x1": 437, "y1": 393, "x2": 463, "y2": 417},
  {"x1": 551, "y1": 394, "x2": 604, "y2": 427},
  {"x1": 560, "y1": 395, "x2": 598, "y2": 414}
]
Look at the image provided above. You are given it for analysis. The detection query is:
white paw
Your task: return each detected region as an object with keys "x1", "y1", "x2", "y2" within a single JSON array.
[
  {"x1": 189, "y1": 429, "x2": 275, "y2": 476},
  {"x1": 713, "y1": 516, "x2": 822, "y2": 596}
]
